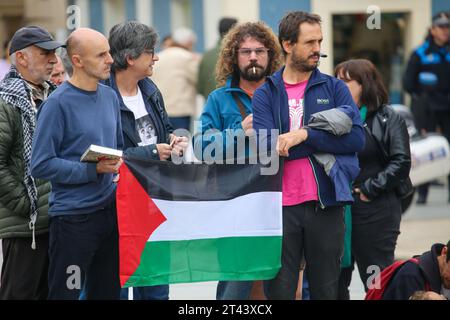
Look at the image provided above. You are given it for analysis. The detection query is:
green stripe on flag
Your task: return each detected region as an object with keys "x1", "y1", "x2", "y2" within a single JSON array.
[{"x1": 123, "y1": 236, "x2": 282, "y2": 287}]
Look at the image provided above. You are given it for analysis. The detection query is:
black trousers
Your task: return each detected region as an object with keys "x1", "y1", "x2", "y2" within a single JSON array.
[
  {"x1": 338, "y1": 191, "x2": 401, "y2": 299},
  {"x1": 47, "y1": 201, "x2": 120, "y2": 300},
  {"x1": 0, "y1": 234, "x2": 49, "y2": 300},
  {"x1": 264, "y1": 202, "x2": 345, "y2": 300}
]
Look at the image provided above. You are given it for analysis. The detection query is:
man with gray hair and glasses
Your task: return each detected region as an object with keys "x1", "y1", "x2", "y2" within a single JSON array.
[{"x1": 105, "y1": 21, "x2": 188, "y2": 300}]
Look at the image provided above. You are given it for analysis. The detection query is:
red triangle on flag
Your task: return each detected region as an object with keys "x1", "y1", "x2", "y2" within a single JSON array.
[{"x1": 116, "y1": 163, "x2": 167, "y2": 287}]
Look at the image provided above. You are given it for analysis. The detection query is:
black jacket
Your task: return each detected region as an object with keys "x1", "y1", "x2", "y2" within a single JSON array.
[
  {"x1": 383, "y1": 243, "x2": 444, "y2": 299},
  {"x1": 105, "y1": 74, "x2": 173, "y2": 160},
  {"x1": 360, "y1": 105, "x2": 411, "y2": 200},
  {"x1": 403, "y1": 35, "x2": 450, "y2": 112}
]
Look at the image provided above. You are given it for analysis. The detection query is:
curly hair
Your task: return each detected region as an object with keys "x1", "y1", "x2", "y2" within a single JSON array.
[{"x1": 215, "y1": 21, "x2": 283, "y2": 87}]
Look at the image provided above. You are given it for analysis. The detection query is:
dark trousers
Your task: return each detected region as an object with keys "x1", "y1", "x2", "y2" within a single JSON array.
[
  {"x1": 47, "y1": 202, "x2": 120, "y2": 300},
  {"x1": 0, "y1": 234, "x2": 49, "y2": 300},
  {"x1": 120, "y1": 285, "x2": 169, "y2": 300},
  {"x1": 216, "y1": 280, "x2": 253, "y2": 300},
  {"x1": 338, "y1": 192, "x2": 401, "y2": 299},
  {"x1": 264, "y1": 202, "x2": 345, "y2": 300}
]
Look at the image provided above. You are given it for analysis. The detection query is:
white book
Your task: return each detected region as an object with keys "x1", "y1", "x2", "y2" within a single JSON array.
[{"x1": 80, "y1": 144, "x2": 123, "y2": 163}]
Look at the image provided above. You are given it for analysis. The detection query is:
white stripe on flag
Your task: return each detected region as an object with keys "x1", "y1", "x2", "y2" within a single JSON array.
[{"x1": 149, "y1": 192, "x2": 282, "y2": 241}]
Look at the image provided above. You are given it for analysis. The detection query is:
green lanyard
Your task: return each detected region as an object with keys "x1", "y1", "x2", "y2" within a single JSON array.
[{"x1": 360, "y1": 105, "x2": 367, "y2": 122}]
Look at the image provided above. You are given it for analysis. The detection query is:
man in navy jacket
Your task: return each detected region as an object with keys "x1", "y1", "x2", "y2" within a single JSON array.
[{"x1": 253, "y1": 11, "x2": 365, "y2": 300}]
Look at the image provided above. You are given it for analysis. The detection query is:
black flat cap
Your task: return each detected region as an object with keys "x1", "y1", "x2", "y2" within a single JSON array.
[{"x1": 9, "y1": 25, "x2": 65, "y2": 55}]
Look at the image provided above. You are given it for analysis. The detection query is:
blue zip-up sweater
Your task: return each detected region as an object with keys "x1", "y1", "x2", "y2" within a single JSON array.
[
  {"x1": 105, "y1": 74, "x2": 173, "y2": 160},
  {"x1": 30, "y1": 82, "x2": 124, "y2": 216},
  {"x1": 194, "y1": 77, "x2": 252, "y2": 160},
  {"x1": 253, "y1": 67, "x2": 365, "y2": 207}
]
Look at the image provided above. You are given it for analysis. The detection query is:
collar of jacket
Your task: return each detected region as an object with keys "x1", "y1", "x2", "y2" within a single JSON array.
[
  {"x1": 418, "y1": 243, "x2": 446, "y2": 292},
  {"x1": 224, "y1": 75, "x2": 249, "y2": 95},
  {"x1": 267, "y1": 66, "x2": 328, "y2": 90},
  {"x1": 370, "y1": 105, "x2": 391, "y2": 133},
  {"x1": 424, "y1": 36, "x2": 450, "y2": 54},
  {"x1": 106, "y1": 72, "x2": 158, "y2": 112}
]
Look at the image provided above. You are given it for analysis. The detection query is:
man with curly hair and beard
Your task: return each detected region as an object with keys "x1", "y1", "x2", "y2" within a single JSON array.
[
  {"x1": 193, "y1": 21, "x2": 282, "y2": 299},
  {"x1": 194, "y1": 21, "x2": 282, "y2": 163}
]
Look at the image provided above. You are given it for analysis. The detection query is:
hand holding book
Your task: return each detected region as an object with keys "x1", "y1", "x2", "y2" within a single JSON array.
[
  {"x1": 96, "y1": 158, "x2": 123, "y2": 174},
  {"x1": 80, "y1": 144, "x2": 123, "y2": 174},
  {"x1": 80, "y1": 144, "x2": 123, "y2": 163}
]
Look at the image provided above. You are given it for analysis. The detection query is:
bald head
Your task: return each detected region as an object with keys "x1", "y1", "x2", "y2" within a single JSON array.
[
  {"x1": 67, "y1": 28, "x2": 106, "y2": 57},
  {"x1": 66, "y1": 28, "x2": 114, "y2": 82}
]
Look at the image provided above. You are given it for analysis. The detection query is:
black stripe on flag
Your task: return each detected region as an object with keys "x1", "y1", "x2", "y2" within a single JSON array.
[{"x1": 124, "y1": 156, "x2": 282, "y2": 201}]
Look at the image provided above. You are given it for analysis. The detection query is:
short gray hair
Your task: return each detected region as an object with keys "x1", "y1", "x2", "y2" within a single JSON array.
[
  {"x1": 108, "y1": 21, "x2": 158, "y2": 71},
  {"x1": 9, "y1": 46, "x2": 32, "y2": 66}
]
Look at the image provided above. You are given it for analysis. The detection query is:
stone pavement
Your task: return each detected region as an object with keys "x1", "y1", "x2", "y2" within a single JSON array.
[{"x1": 396, "y1": 184, "x2": 450, "y2": 259}]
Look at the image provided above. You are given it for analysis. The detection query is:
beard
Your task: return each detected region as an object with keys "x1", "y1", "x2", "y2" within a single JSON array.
[
  {"x1": 240, "y1": 64, "x2": 267, "y2": 82},
  {"x1": 86, "y1": 65, "x2": 111, "y2": 81},
  {"x1": 290, "y1": 51, "x2": 320, "y2": 72}
]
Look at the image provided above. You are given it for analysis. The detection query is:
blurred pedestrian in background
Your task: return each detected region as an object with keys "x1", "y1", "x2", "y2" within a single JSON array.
[
  {"x1": 50, "y1": 53, "x2": 67, "y2": 86},
  {"x1": 197, "y1": 17, "x2": 237, "y2": 99},
  {"x1": 0, "y1": 40, "x2": 11, "y2": 80},
  {"x1": 152, "y1": 27, "x2": 200, "y2": 131},
  {"x1": 403, "y1": 12, "x2": 450, "y2": 204}
]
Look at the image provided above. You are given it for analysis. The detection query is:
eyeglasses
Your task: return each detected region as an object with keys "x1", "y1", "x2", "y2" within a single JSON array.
[
  {"x1": 143, "y1": 49, "x2": 155, "y2": 57},
  {"x1": 237, "y1": 48, "x2": 270, "y2": 57}
]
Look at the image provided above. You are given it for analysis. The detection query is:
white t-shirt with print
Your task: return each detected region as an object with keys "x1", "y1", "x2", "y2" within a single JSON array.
[{"x1": 122, "y1": 87, "x2": 158, "y2": 146}]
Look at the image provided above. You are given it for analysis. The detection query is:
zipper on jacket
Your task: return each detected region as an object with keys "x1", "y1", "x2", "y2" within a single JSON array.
[
  {"x1": 302, "y1": 80, "x2": 326, "y2": 209},
  {"x1": 308, "y1": 157, "x2": 325, "y2": 209}
]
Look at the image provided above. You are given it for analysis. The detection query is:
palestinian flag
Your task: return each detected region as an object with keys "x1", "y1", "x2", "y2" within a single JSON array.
[{"x1": 117, "y1": 157, "x2": 282, "y2": 288}]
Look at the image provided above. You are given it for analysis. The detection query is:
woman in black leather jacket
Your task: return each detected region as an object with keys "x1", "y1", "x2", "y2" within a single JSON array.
[{"x1": 334, "y1": 59, "x2": 411, "y2": 299}]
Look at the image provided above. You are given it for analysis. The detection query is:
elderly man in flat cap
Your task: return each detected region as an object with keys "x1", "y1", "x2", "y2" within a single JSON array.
[{"x1": 0, "y1": 25, "x2": 63, "y2": 299}]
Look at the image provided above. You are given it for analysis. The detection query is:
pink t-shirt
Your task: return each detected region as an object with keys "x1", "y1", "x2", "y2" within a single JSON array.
[{"x1": 282, "y1": 80, "x2": 318, "y2": 206}]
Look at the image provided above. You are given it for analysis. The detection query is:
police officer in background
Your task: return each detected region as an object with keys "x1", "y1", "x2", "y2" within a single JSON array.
[{"x1": 403, "y1": 12, "x2": 450, "y2": 204}]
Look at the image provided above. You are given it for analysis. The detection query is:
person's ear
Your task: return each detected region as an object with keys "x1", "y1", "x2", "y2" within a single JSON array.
[
  {"x1": 442, "y1": 246, "x2": 448, "y2": 257},
  {"x1": 126, "y1": 55, "x2": 135, "y2": 67},
  {"x1": 15, "y1": 51, "x2": 28, "y2": 67},
  {"x1": 282, "y1": 40, "x2": 294, "y2": 55},
  {"x1": 71, "y1": 54, "x2": 82, "y2": 68}
]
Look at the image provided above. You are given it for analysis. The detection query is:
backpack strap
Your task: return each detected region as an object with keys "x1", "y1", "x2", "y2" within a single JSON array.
[
  {"x1": 365, "y1": 257, "x2": 424, "y2": 300},
  {"x1": 231, "y1": 91, "x2": 248, "y2": 119}
]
